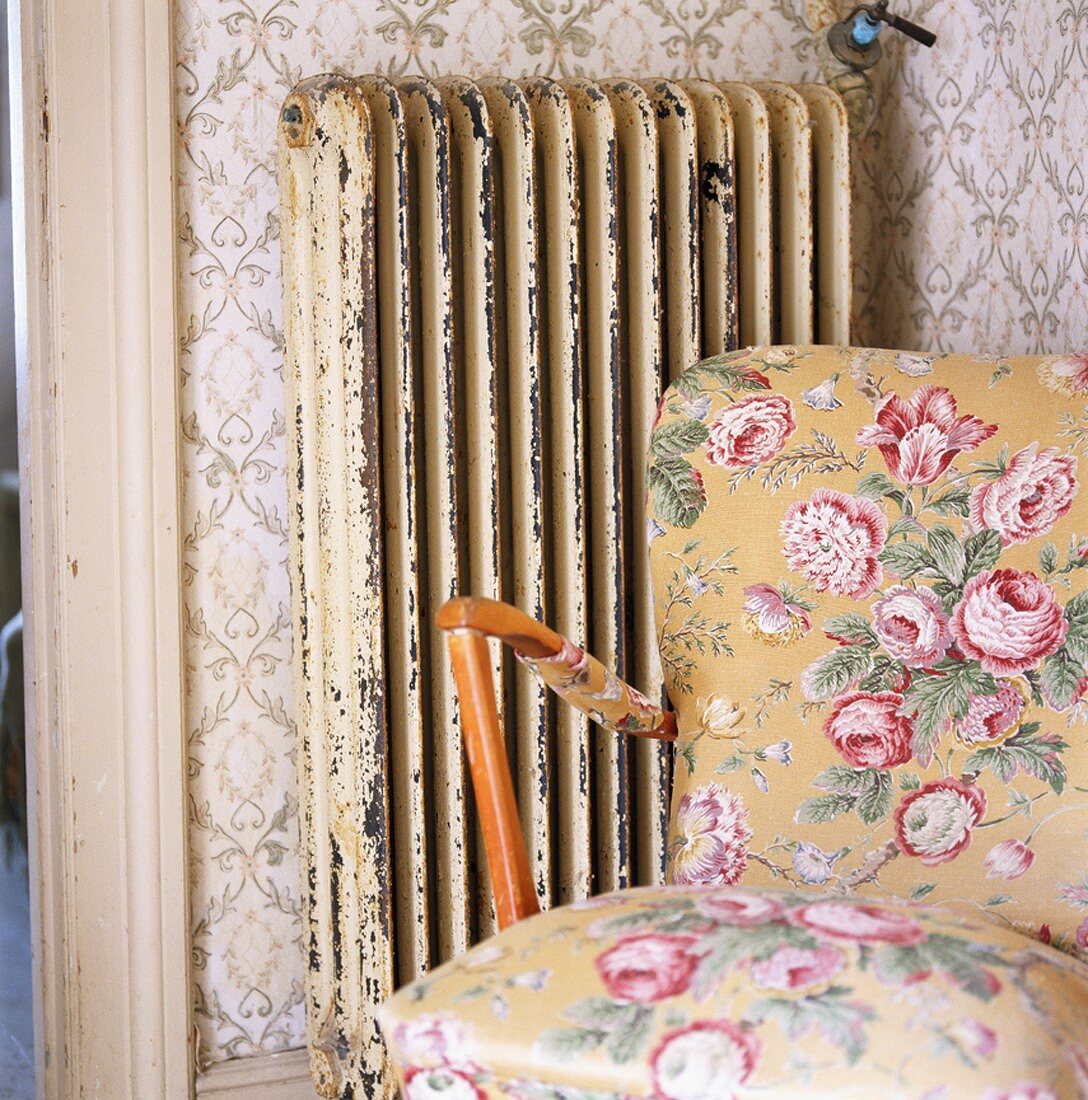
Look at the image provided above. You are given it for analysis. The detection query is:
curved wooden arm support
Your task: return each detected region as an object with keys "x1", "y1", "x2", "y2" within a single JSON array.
[
  {"x1": 440, "y1": 596, "x2": 675, "y2": 928},
  {"x1": 445, "y1": 628, "x2": 541, "y2": 929},
  {"x1": 438, "y1": 595, "x2": 567, "y2": 659}
]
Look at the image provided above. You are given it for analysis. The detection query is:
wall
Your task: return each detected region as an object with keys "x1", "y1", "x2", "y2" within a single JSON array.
[
  {"x1": 0, "y1": 0, "x2": 18, "y2": 473},
  {"x1": 854, "y1": 0, "x2": 1088, "y2": 354},
  {"x1": 174, "y1": 0, "x2": 1088, "y2": 1067}
]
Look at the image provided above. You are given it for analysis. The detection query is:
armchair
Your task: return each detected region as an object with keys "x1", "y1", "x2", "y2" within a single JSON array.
[{"x1": 380, "y1": 346, "x2": 1088, "y2": 1098}]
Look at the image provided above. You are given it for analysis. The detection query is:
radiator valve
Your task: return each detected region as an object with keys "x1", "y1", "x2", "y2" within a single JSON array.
[{"x1": 828, "y1": 1, "x2": 937, "y2": 69}]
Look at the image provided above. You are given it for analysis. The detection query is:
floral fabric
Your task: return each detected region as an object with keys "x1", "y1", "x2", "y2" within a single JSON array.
[
  {"x1": 516, "y1": 640, "x2": 668, "y2": 737},
  {"x1": 383, "y1": 346, "x2": 1088, "y2": 1096},
  {"x1": 380, "y1": 884, "x2": 1088, "y2": 1097},
  {"x1": 650, "y1": 346, "x2": 1088, "y2": 955}
]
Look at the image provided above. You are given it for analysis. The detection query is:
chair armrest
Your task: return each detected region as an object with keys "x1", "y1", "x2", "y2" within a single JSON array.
[
  {"x1": 438, "y1": 596, "x2": 677, "y2": 740},
  {"x1": 439, "y1": 596, "x2": 675, "y2": 929}
]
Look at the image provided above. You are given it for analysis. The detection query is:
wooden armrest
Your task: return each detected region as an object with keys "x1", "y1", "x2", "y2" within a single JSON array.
[
  {"x1": 439, "y1": 596, "x2": 674, "y2": 929},
  {"x1": 437, "y1": 595, "x2": 565, "y2": 658},
  {"x1": 439, "y1": 596, "x2": 677, "y2": 740}
]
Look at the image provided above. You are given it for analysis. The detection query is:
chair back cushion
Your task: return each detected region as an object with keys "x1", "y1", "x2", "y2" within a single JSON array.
[{"x1": 649, "y1": 345, "x2": 1088, "y2": 952}]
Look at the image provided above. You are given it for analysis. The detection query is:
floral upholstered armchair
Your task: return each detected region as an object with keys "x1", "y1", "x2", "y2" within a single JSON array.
[{"x1": 380, "y1": 346, "x2": 1088, "y2": 1098}]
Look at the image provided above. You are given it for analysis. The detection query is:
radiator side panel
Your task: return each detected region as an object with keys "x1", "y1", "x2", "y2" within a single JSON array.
[{"x1": 279, "y1": 78, "x2": 393, "y2": 1099}]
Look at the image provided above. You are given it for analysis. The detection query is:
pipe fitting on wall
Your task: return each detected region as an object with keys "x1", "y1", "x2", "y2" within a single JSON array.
[{"x1": 828, "y1": 1, "x2": 937, "y2": 70}]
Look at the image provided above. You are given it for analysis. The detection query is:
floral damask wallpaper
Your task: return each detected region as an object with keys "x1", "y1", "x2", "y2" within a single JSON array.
[
  {"x1": 174, "y1": 0, "x2": 1088, "y2": 1067},
  {"x1": 856, "y1": 0, "x2": 1088, "y2": 353}
]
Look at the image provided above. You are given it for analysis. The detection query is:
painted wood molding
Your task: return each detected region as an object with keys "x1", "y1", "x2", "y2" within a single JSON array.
[
  {"x1": 196, "y1": 1050, "x2": 318, "y2": 1099},
  {"x1": 11, "y1": 0, "x2": 191, "y2": 1096}
]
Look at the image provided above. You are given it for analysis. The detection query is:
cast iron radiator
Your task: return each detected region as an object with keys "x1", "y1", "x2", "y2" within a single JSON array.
[{"x1": 278, "y1": 72, "x2": 851, "y2": 1097}]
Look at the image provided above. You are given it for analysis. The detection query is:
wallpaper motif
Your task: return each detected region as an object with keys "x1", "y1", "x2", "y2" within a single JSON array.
[
  {"x1": 853, "y1": 0, "x2": 1088, "y2": 353},
  {"x1": 174, "y1": 0, "x2": 1088, "y2": 1067}
]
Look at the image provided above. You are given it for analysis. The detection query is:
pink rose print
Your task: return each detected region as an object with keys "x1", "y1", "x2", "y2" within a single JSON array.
[
  {"x1": 823, "y1": 691, "x2": 914, "y2": 769},
  {"x1": 894, "y1": 777, "x2": 987, "y2": 865},
  {"x1": 670, "y1": 784, "x2": 752, "y2": 886},
  {"x1": 1077, "y1": 918, "x2": 1088, "y2": 951},
  {"x1": 856, "y1": 384, "x2": 997, "y2": 485},
  {"x1": 787, "y1": 900, "x2": 927, "y2": 946},
  {"x1": 595, "y1": 932, "x2": 701, "y2": 1003},
  {"x1": 650, "y1": 1020, "x2": 760, "y2": 1100},
  {"x1": 952, "y1": 1018, "x2": 998, "y2": 1059},
  {"x1": 952, "y1": 681, "x2": 1025, "y2": 746},
  {"x1": 748, "y1": 944, "x2": 845, "y2": 992},
  {"x1": 625, "y1": 685, "x2": 660, "y2": 716},
  {"x1": 780, "y1": 489, "x2": 887, "y2": 599},
  {"x1": 872, "y1": 585, "x2": 951, "y2": 667},
  {"x1": 742, "y1": 583, "x2": 812, "y2": 645},
  {"x1": 952, "y1": 569, "x2": 1068, "y2": 675},
  {"x1": 404, "y1": 1067, "x2": 485, "y2": 1100},
  {"x1": 971, "y1": 444, "x2": 1078, "y2": 546},
  {"x1": 696, "y1": 890, "x2": 785, "y2": 926},
  {"x1": 705, "y1": 392, "x2": 796, "y2": 468},
  {"x1": 520, "y1": 636, "x2": 590, "y2": 687},
  {"x1": 984, "y1": 839, "x2": 1036, "y2": 880},
  {"x1": 1038, "y1": 353, "x2": 1088, "y2": 396},
  {"x1": 394, "y1": 1015, "x2": 481, "y2": 1075}
]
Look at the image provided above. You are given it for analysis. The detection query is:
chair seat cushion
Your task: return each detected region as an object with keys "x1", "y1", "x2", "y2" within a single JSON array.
[{"x1": 380, "y1": 885, "x2": 1088, "y2": 1099}]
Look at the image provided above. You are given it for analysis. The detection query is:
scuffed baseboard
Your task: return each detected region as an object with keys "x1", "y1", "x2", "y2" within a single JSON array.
[{"x1": 196, "y1": 1048, "x2": 320, "y2": 1099}]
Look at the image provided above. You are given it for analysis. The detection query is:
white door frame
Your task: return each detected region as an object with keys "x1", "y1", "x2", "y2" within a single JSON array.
[{"x1": 11, "y1": 0, "x2": 193, "y2": 1095}]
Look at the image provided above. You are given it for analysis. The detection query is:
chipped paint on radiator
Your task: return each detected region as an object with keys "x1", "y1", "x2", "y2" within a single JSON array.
[
  {"x1": 279, "y1": 73, "x2": 851, "y2": 1097},
  {"x1": 278, "y1": 77, "x2": 392, "y2": 1098}
]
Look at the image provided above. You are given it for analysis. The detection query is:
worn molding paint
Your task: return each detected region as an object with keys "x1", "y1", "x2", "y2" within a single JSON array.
[
  {"x1": 196, "y1": 1048, "x2": 318, "y2": 1099},
  {"x1": 18, "y1": 0, "x2": 192, "y2": 1096}
]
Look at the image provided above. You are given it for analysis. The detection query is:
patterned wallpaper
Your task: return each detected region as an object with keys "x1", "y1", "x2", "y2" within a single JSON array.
[
  {"x1": 174, "y1": 0, "x2": 1088, "y2": 1067},
  {"x1": 855, "y1": 0, "x2": 1088, "y2": 354}
]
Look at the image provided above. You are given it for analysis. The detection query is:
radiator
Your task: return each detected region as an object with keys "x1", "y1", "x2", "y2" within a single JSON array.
[{"x1": 278, "y1": 72, "x2": 851, "y2": 1098}]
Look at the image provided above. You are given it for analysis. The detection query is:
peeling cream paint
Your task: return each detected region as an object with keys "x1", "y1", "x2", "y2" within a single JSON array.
[{"x1": 280, "y1": 73, "x2": 850, "y2": 1095}]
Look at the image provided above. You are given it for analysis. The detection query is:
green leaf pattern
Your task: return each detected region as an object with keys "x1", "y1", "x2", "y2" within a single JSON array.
[{"x1": 645, "y1": 348, "x2": 1088, "y2": 928}]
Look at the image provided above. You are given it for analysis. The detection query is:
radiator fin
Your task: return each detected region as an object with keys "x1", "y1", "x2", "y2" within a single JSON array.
[
  {"x1": 522, "y1": 78, "x2": 594, "y2": 907},
  {"x1": 798, "y1": 82, "x2": 852, "y2": 345},
  {"x1": 399, "y1": 79, "x2": 472, "y2": 969},
  {"x1": 756, "y1": 82, "x2": 815, "y2": 344},
  {"x1": 720, "y1": 84, "x2": 773, "y2": 347},
  {"x1": 477, "y1": 79, "x2": 553, "y2": 910}
]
